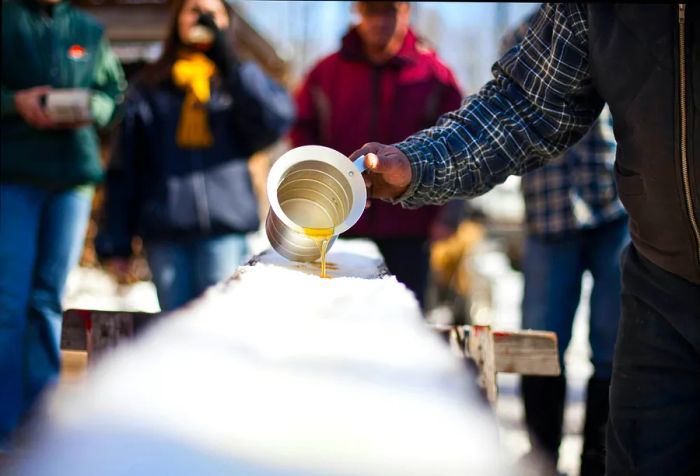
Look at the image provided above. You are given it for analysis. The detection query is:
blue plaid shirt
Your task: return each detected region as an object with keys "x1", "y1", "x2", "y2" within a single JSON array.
[
  {"x1": 393, "y1": 3, "x2": 615, "y2": 219},
  {"x1": 521, "y1": 106, "x2": 626, "y2": 236}
]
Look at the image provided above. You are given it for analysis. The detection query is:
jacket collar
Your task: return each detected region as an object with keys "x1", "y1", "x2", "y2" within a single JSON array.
[
  {"x1": 339, "y1": 26, "x2": 420, "y2": 68},
  {"x1": 21, "y1": 0, "x2": 70, "y2": 16}
]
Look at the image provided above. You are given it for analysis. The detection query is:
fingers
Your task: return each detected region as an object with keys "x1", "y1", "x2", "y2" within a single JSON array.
[
  {"x1": 365, "y1": 149, "x2": 402, "y2": 174},
  {"x1": 15, "y1": 85, "x2": 55, "y2": 129},
  {"x1": 366, "y1": 153, "x2": 379, "y2": 170},
  {"x1": 349, "y1": 143, "x2": 413, "y2": 201},
  {"x1": 348, "y1": 142, "x2": 383, "y2": 162},
  {"x1": 26, "y1": 107, "x2": 54, "y2": 129}
]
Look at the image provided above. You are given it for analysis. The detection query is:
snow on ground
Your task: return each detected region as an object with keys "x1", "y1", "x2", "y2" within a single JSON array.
[
  {"x1": 30, "y1": 238, "x2": 508, "y2": 476},
  {"x1": 61, "y1": 233, "x2": 593, "y2": 476}
]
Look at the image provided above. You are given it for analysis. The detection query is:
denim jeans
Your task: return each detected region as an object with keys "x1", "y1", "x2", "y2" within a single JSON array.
[
  {"x1": 0, "y1": 183, "x2": 92, "y2": 440},
  {"x1": 606, "y1": 245, "x2": 700, "y2": 475},
  {"x1": 145, "y1": 234, "x2": 250, "y2": 312},
  {"x1": 521, "y1": 215, "x2": 630, "y2": 378}
]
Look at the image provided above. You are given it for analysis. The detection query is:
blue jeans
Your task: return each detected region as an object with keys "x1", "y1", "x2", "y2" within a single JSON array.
[
  {"x1": 521, "y1": 216, "x2": 630, "y2": 378},
  {"x1": 146, "y1": 234, "x2": 250, "y2": 312},
  {"x1": 0, "y1": 183, "x2": 92, "y2": 440}
]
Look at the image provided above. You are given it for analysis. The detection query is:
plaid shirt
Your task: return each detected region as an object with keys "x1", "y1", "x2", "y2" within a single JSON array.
[
  {"x1": 521, "y1": 106, "x2": 626, "y2": 236},
  {"x1": 393, "y1": 3, "x2": 616, "y2": 219}
]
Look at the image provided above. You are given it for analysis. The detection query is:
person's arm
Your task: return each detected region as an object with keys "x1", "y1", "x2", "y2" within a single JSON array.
[
  {"x1": 353, "y1": 3, "x2": 604, "y2": 208},
  {"x1": 224, "y1": 61, "x2": 295, "y2": 153},
  {"x1": 90, "y1": 37, "x2": 127, "y2": 130},
  {"x1": 289, "y1": 69, "x2": 321, "y2": 147},
  {"x1": 2, "y1": 84, "x2": 54, "y2": 127},
  {"x1": 198, "y1": 14, "x2": 295, "y2": 153},
  {"x1": 94, "y1": 89, "x2": 145, "y2": 260}
]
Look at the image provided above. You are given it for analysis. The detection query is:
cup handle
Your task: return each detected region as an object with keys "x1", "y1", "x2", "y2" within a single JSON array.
[{"x1": 353, "y1": 155, "x2": 367, "y2": 173}]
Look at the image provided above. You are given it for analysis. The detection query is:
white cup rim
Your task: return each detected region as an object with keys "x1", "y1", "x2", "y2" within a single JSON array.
[{"x1": 267, "y1": 145, "x2": 367, "y2": 235}]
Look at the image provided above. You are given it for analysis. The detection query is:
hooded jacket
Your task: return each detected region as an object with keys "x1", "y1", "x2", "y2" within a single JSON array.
[{"x1": 291, "y1": 27, "x2": 463, "y2": 239}]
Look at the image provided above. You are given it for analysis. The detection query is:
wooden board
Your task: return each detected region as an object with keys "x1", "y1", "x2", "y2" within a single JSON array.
[{"x1": 493, "y1": 329, "x2": 560, "y2": 376}]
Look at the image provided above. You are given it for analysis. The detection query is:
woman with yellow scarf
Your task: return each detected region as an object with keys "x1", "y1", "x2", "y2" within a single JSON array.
[{"x1": 95, "y1": 0, "x2": 295, "y2": 311}]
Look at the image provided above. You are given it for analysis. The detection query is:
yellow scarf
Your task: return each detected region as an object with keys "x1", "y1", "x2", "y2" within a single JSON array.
[{"x1": 172, "y1": 51, "x2": 217, "y2": 148}]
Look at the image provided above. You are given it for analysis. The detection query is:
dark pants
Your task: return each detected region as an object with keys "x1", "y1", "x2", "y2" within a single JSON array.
[
  {"x1": 606, "y1": 245, "x2": 700, "y2": 475},
  {"x1": 521, "y1": 216, "x2": 628, "y2": 475},
  {"x1": 374, "y1": 238, "x2": 430, "y2": 310}
]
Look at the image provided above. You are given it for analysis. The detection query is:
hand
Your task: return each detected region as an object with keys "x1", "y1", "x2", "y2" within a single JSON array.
[
  {"x1": 197, "y1": 12, "x2": 238, "y2": 73},
  {"x1": 349, "y1": 142, "x2": 413, "y2": 203},
  {"x1": 14, "y1": 85, "x2": 55, "y2": 129}
]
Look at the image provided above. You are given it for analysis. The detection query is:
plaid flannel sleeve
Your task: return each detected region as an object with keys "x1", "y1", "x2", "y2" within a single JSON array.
[{"x1": 393, "y1": 3, "x2": 605, "y2": 208}]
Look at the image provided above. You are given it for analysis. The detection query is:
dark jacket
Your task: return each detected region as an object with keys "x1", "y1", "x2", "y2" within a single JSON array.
[
  {"x1": 588, "y1": 4, "x2": 700, "y2": 283},
  {"x1": 95, "y1": 61, "x2": 294, "y2": 258},
  {"x1": 291, "y1": 28, "x2": 463, "y2": 239},
  {"x1": 1, "y1": 0, "x2": 126, "y2": 189}
]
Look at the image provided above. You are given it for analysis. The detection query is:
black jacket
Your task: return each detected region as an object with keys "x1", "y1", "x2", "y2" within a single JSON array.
[
  {"x1": 589, "y1": 4, "x2": 700, "y2": 284},
  {"x1": 95, "y1": 61, "x2": 294, "y2": 258}
]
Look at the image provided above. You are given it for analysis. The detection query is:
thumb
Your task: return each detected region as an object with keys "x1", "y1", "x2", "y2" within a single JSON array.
[
  {"x1": 365, "y1": 149, "x2": 408, "y2": 174},
  {"x1": 365, "y1": 153, "x2": 380, "y2": 171}
]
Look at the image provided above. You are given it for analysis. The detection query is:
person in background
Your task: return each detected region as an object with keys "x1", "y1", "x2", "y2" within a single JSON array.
[
  {"x1": 95, "y1": 0, "x2": 294, "y2": 312},
  {"x1": 0, "y1": 0, "x2": 126, "y2": 443},
  {"x1": 350, "y1": 4, "x2": 700, "y2": 474},
  {"x1": 290, "y1": 1, "x2": 463, "y2": 309},
  {"x1": 500, "y1": 14, "x2": 629, "y2": 476}
]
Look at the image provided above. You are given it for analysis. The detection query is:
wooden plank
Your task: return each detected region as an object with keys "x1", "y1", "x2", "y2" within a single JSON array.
[
  {"x1": 59, "y1": 350, "x2": 88, "y2": 383},
  {"x1": 87, "y1": 312, "x2": 135, "y2": 363},
  {"x1": 60, "y1": 309, "x2": 89, "y2": 351},
  {"x1": 492, "y1": 329, "x2": 560, "y2": 376},
  {"x1": 467, "y1": 325, "x2": 497, "y2": 403},
  {"x1": 428, "y1": 324, "x2": 561, "y2": 403},
  {"x1": 61, "y1": 309, "x2": 161, "y2": 364}
]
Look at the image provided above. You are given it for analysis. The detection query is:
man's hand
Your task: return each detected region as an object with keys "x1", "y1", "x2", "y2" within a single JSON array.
[
  {"x1": 350, "y1": 142, "x2": 413, "y2": 203},
  {"x1": 15, "y1": 85, "x2": 54, "y2": 129}
]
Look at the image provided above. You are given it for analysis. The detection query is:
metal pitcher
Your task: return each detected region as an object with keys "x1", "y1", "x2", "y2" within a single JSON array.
[{"x1": 265, "y1": 145, "x2": 367, "y2": 262}]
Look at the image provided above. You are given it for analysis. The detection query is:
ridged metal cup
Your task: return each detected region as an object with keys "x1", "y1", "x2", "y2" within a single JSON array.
[{"x1": 265, "y1": 146, "x2": 367, "y2": 262}]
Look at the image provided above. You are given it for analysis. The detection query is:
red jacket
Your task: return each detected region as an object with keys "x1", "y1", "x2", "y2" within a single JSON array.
[{"x1": 291, "y1": 27, "x2": 463, "y2": 238}]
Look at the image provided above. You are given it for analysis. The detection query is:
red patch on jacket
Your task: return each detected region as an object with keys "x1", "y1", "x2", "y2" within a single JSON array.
[{"x1": 67, "y1": 44, "x2": 86, "y2": 60}]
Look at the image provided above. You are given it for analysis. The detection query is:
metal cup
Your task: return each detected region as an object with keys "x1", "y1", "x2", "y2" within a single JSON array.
[{"x1": 265, "y1": 145, "x2": 367, "y2": 262}]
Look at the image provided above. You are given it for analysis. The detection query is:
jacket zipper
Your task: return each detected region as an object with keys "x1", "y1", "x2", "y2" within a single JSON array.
[{"x1": 679, "y1": 4, "x2": 700, "y2": 267}]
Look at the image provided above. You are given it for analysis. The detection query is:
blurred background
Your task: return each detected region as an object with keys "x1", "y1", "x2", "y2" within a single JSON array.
[{"x1": 57, "y1": 2, "x2": 594, "y2": 475}]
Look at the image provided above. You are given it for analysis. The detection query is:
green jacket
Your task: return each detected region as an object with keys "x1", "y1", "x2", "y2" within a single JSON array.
[{"x1": 1, "y1": 0, "x2": 126, "y2": 189}]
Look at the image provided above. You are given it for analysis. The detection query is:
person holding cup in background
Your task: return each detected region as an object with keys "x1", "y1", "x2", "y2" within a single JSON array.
[
  {"x1": 1, "y1": 0, "x2": 126, "y2": 445},
  {"x1": 94, "y1": 0, "x2": 294, "y2": 312}
]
